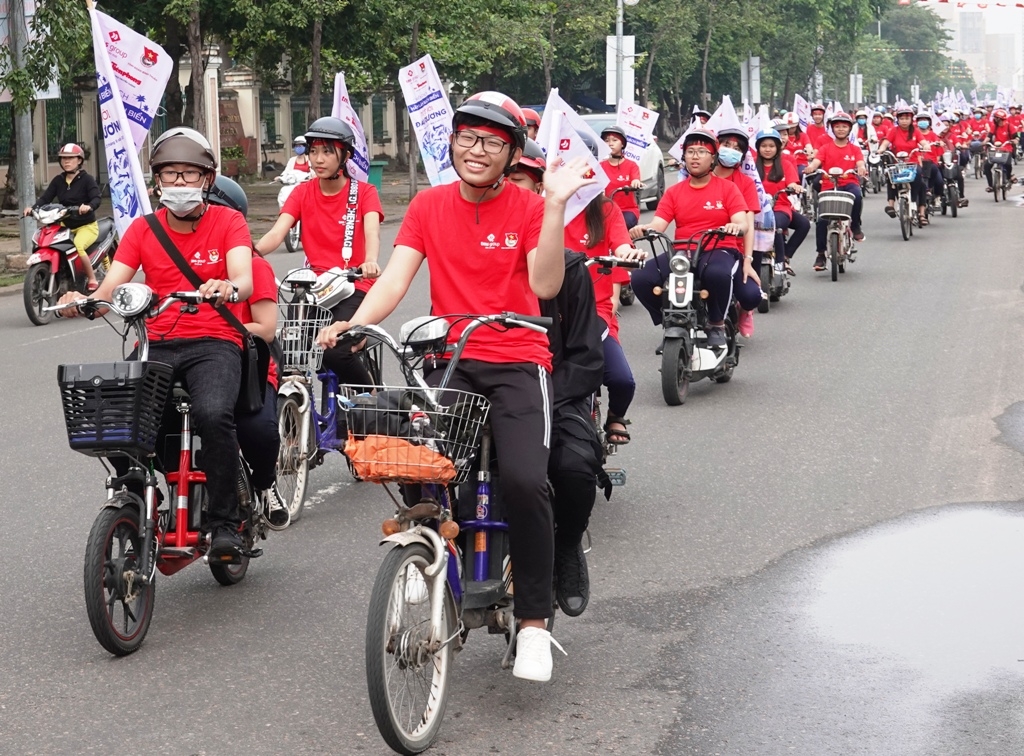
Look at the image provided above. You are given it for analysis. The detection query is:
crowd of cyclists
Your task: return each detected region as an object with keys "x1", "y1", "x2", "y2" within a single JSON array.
[{"x1": 51, "y1": 90, "x2": 1019, "y2": 687}]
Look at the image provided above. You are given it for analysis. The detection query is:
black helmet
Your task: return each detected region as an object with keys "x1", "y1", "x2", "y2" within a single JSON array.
[
  {"x1": 579, "y1": 131, "x2": 600, "y2": 158},
  {"x1": 716, "y1": 126, "x2": 750, "y2": 151},
  {"x1": 600, "y1": 125, "x2": 628, "y2": 146},
  {"x1": 452, "y1": 91, "x2": 528, "y2": 151},
  {"x1": 151, "y1": 127, "x2": 217, "y2": 172},
  {"x1": 305, "y1": 117, "x2": 356, "y2": 151},
  {"x1": 206, "y1": 175, "x2": 249, "y2": 218}
]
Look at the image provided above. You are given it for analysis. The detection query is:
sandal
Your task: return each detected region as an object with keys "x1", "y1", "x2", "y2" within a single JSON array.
[
  {"x1": 918, "y1": 215, "x2": 929, "y2": 226},
  {"x1": 604, "y1": 416, "x2": 631, "y2": 445},
  {"x1": 784, "y1": 259, "x2": 795, "y2": 276},
  {"x1": 884, "y1": 205, "x2": 897, "y2": 218},
  {"x1": 86, "y1": 280, "x2": 100, "y2": 293}
]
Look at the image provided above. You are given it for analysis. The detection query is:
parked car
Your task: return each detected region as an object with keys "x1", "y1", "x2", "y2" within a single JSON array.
[{"x1": 580, "y1": 113, "x2": 666, "y2": 210}]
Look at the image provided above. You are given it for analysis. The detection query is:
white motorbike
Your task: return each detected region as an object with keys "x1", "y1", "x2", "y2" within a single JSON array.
[{"x1": 272, "y1": 169, "x2": 313, "y2": 254}]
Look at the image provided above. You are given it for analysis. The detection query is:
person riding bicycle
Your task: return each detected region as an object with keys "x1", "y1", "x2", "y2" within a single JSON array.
[
  {"x1": 599, "y1": 125, "x2": 642, "y2": 228},
  {"x1": 915, "y1": 113, "x2": 947, "y2": 208},
  {"x1": 24, "y1": 143, "x2": 102, "y2": 292},
  {"x1": 255, "y1": 116, "x2": 383, "y2": 387},
  {"x1": 983, "y1": 107, "x2": 1018, "y2": 192},
  {"x1": 878, "y1": 106, "x2": 929, "y2": 225},
  {"x1": 283, "y1": 135, "x2": 312, "y2": 176},
  {"x1": 628, "y1": 128, "x2": 758, "y2": 349},
  {"x1": 204, "y1": 175, "x2": 291, "y2": 531},
  {"x1": 804, "y1": 111, "x2": 867, "y2": 271},
  {"x1": 780, "y1": 112, "x2": 812, "y2": 180},
  {"x1": 316, "y1": 91, "x2": 597, "y2": 683},
  {"x1": 58, "y1": 127, "x2": 254, "y2": 561},
  {"x1": 755, "y1": 128, "x2": 808, "y2": 275},
  {"x1": 806, "y1": 103, "x2": 829, "y2": 146}
]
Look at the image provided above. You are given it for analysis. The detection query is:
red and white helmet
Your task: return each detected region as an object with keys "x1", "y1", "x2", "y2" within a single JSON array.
[
  {"x1": 993, "y1": 108, "x2": 1008, "y2": 120},
  {"x1": 453, "y1": 91, "x2": 528, "y2": 150},
  {"x1": 828, "y1": 111, "x2": 855, "y2": 126},
  {"x1": 57, "y1": 143, "x2": 85, "y2": 160}
]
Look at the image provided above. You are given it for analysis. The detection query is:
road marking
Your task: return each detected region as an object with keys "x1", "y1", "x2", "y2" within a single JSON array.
[{"x1": 19, "y1": 323, "x2": 105, "y2": 346}]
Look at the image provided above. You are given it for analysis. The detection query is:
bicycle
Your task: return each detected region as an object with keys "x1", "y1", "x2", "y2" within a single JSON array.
[
  {"x1": 275, "y1": 267, "x2": 383, "y2": 522},
  {"x1": 988, "y1": 143, "x2": 1014, "y2": 203},
  {"x1": 49, "y1": 284, "x2": 274, "y2": 655},
  {"x1": 330, "y1": 312, "x2": 552, "y2": 754},
  {"x1": 811, "y1": 168, "x2": 858, "y2": 282},
  {"x1": 884, "y1": 153, "x2": 916, "y2": 242}
]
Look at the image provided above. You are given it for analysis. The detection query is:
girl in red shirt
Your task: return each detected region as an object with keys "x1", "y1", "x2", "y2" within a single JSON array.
[
  {"x1": 878, "y1": 108, "x2": 927, "y2": 224},
  {"x1": 915, "y1": 113, "x2": 946, "y2": 209},
  {"x1": 255, "y1": 116, "x2": 383, "y2": 386},
  {"x1": 600, "y1": 125, "x2": 642, "y2": 228},
  {"x1": 755, "y1": 128, "x2": 809, "y2": 274}
]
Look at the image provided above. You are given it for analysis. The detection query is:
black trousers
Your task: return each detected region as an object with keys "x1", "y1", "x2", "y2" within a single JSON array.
[
  {"x1": 322, "y1": 290, "x2": 373, "y2": 386},
  {"x1": 236, "y1": 384, "x2": 279, "y2": 491}
]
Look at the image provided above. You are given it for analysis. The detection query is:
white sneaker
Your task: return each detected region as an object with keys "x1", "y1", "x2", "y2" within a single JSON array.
[
  {"x1": 512, "y1": 626, "x2": 566, "y2": 682},
  {"x1": 262, "y1": 485, "x2": 290, "y2": 531}
]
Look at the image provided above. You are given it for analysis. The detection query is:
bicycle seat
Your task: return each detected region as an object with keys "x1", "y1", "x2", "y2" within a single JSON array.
[
  {"x1": 86, "y1": 218, "x2": 115, "y2": 253},
  {"x1": 172, "y1": 380, "x2": 191, "y2": 402}
]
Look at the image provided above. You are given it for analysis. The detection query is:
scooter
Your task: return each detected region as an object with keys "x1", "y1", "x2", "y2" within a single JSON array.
[
  {"x1": 23, "y1": 204, "x2": 116, "y2": 326},
  {"x1": 272, "y1": 169, "x2": 313, "y2": 254},
  {"x1": 756, "y1": 190, "x2": 798, "y2": 313}
]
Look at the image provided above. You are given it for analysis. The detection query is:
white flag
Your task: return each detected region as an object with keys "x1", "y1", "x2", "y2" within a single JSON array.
[
  {"x1": 536, "y1": 89, "x2": 610, "y2": 161},
  {"x1": 793, "y1": 94, "x2": 811, "y2": 131},
  {"x1": 615, "y1": 99, "x2": 659, "y2": 165},
  {"x1": 545, "y1": 110, "x2": 608, "y2": 225},
  {"x1": 332, "y1": 72, "x2": 370, "y2": 182},
  {"x1": 89, "y1": 7, "x2": 160, "y2": 237},
  {"x1": 398, "y1": 55, "x2": 458, "y2": 186}
]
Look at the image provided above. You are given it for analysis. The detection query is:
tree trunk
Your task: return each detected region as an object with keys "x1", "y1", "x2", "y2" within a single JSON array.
[
  {"x1": 309, "y1": 17, "x2": 323, "y2": 122},
  {"x1": 643, "y1": 46, "x2": 656, "y2": 107},
  {"x1": 1, "y1": 106, "x2": 16, "y2": 209},
  {"x1": 185, "y1": 4, "x2": 205, "y2": 134},
  {"x1": 164, "y1": 16, "x2": 184, "y2": 128},
  {"x1": 408, "y1": 20, "x2": 419, "y2": 200},
  {"x1": 782, "y1": 72, "x2": 792, "y2": 113}
]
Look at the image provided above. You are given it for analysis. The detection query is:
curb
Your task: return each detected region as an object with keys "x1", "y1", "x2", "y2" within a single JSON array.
[{"x1": 0, "y1": 282, "x2": 22, "y2": 298}]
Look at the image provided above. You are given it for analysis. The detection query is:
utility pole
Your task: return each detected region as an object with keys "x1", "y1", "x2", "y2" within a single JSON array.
[
  {"x1": 615, "y1": 0, "x2": 624, "y2": 106},
  {"x1": 11, "y1": 0, "x2": 36, "y2": 255}
]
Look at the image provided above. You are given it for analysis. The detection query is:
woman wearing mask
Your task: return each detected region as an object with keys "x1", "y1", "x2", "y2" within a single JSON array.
[
  {"x1": 915, "y1": 113, "x2": 946, "y2": 212},
  {"x1": 878, "y1": 107, "x2": 928, "y2": 225},
  {"x1": 755, "y1": 129, "x2": 808, "y2": 274},
  {"x1": 283, "y1": 136, "x2": 311, "y2": 175}
]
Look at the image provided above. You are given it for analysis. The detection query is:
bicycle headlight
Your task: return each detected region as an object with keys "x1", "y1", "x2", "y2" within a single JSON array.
[
  {"x1": 669, "y1": 253, "x2": 690, "y2": 275},
  {"x1": 110, "y1": 283, "x2": 154, "y2": 317}
]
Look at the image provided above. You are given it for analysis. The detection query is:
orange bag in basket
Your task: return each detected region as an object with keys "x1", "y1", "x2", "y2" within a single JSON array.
[{"x1": 345, "y1": 434, "x2": 457, "y2": 482}]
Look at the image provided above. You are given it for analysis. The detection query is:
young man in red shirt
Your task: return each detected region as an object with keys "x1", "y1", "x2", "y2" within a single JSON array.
[
  {"x1": 600, "y1": 125, "x2": 643, "y2": 228},
  {"x1": 59, "y1": 128, "x2": 255, "y2": 560},
  {"x1": 318, "y1": 91, "x2": 596, "y2": 682},
  {"x1": 804, "y1": 112, "x2": 867, "y2": 271},
  {"x1": 805, "y1": 103, "x2": 829, "y2": 146}
]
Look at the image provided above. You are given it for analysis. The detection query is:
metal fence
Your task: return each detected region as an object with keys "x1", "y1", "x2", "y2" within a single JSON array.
[
  {"x1": 0, "y1": 103, "x2": 11, "y2": 165},
  {"x1": 46, "y1": 91, "x2": 82, "y2": 159},
  {"x1": 260, "y1": 91, "x2": 280, "y2": 148}
]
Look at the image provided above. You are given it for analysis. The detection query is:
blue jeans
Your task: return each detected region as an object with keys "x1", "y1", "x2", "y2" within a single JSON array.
[{"x1": 777, "y1": 210, "x2": 810, "y2": 259}]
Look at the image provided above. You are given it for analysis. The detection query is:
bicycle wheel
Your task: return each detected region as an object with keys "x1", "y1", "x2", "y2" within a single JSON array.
[
  {"x1": 660, "y1": 337, "x2": 689, "y2": 405},
  {"x1": 83, "y1": 504, "x2": 155, "y2": 656},
  {"x1": 828, "y1": 232, "x2": 839, "y2": 282},
  {"x1": 276, "y1": 394, "x2": 309, "y2": 523},
  {"x1": 899, "y1": 197, "x2": 911, "y2": 241},
  {"x1": 366, "y1": 543, "x2": 455, "y2": 755},
  {"x1": 993, "y1": 167, "x2": 1001, "y2": 202},
  {"x1": 757, "y1": 263, "x2": 771, "y2": 313},
  {"x1": 1001, "y1": 177, "x2": 1008, "y2": 202},
  {"x1": 950, "y1": 187, "x2": 959, "y2": 218},
  {"x1": 285, "y1": 222, "x2": 302, "y2": 254},
  {"x1": 974, "y1": 155, "x2": 982, "y2": 180}
]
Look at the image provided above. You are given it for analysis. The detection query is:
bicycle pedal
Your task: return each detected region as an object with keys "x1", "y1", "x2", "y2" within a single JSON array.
[
  {"x1": 604, "y1": 468, "x2": 627, "y2": 487},
  {"x1": 240, "y1": 548, "x2": 264, "y2": 559}
]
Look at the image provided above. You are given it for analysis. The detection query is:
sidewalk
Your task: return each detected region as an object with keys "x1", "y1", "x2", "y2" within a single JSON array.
[{"x1": 0, "y1": 165, "x2": 426, "y2": 274}]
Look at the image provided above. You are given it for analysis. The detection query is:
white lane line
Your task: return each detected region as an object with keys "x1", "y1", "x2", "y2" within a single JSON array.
[
  {"x1": 19, "y1": 323, "x2": 105, "y2": 346},
  {"x1": 302, "y1": 482, "x2": 346, "y2": 509}
]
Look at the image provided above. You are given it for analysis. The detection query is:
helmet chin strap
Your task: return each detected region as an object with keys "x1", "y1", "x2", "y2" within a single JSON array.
[{"x1": 169, "y1": 200, "x2": 207, "y2": 223}]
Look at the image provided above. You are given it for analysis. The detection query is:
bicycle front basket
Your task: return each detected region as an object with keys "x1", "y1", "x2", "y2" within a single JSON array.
[
  {"x1": 58, "y1": 361, "x2": 174, "y2": 457},
  {"x1": 886, "y1": 164, "x2": 917, "y2": 185},
  {"x1": 277, "y1": 301, "x2": 334, "y2": 374},
  {"x1": 816, "y1": 190, "x2": 854, "y2": 220}
]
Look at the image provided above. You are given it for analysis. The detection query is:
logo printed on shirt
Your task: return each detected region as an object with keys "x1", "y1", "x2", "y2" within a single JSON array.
[
  {"x1": 703, "y1": 200, "x2": 724, "y2": 210},
  {"x1": 481, "y1": 232, "x2": 500, "y2": 250},
  {"x1": 209, "y1": 249, "x2": 220, "y2": 263},
  {"x1": 504, "y1": 232, "x2": 519, "y2": 248}
]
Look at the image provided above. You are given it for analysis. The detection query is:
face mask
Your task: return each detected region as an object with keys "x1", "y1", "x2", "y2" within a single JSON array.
[
  {"x1": 857, "y1": 118, "x2": 866, "y2": 126},
  {"x1": 917, "y1": 120, "x2": 930, "y2": 129},
  {"x1": 160, "y1": 186, "x2": 204, "y2": 216},
  {"x1": 717, "y1": 146, "x2": 743, "y2": 168},
  {"x1": 974, "y1": 114, "x2": 982, "y2": 120},
  {"x1": 294, "y1": 145, "x2": 306, "y2": 155}
]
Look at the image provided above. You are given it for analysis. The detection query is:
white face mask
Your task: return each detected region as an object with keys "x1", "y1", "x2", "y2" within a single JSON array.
[
  {"x1": 717, "y1": 147, "x2": 743, "y2": 168},
  {"x1": 160, "y1": 186, "x2": 204, "y2": 216}
]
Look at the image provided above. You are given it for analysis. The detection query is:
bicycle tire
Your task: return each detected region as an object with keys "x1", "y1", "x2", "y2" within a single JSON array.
[
  {"x1": 899, "y1": 197, "x2": 911, "y2": 241},
  {"x1": 276, "y1": 394, "x2": 309, "y2": 523},
  {"x1": 828, "y1": 231, "x2": 839, "y2": 282},
  {"x1": 660, "y1": 337, "x2": 689, "y2": 405}
]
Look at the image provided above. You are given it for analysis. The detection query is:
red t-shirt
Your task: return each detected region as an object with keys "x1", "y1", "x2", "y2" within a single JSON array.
[
  {"x1": 806, "y1": 123, "x2": 828, "y2": 146},
  {"x1": 783, "y1": 131, "x2": 810, "y2": 167},
  {"x1": 563, "y1": 201, "x2": 632, "y2": 340},
  {"x1": 232, "y1": 255, "x2": 279, "y2": 390},
  {"x1": 601, "y1": 158, "x2": 641, "y2": 215},
  {"x1": 282, "y1": 178, "x2": 384, "y2": 293},
  {"x1": 114, "y1": 206, "x2": 251, "y2": 347},
  {"x1": 872, "y1": 121, "x2": 890, "y2": 142},
  {"x1": 394, "y1": 181, "x2": 551, "y2": 370},
  {"x1": 917, "y1": 130, "x2": 945, "y2": 162},
  {"x1": 814, "y1": 140, "x2": 862, "y2": 189},
  {"x1": 886, "y1": 126, "x2": 924, "y2": 159},
  {"x1": 654, "y1": 175, "x2": 747, "y2": 253},
  {"x1": 760, "y1": 159, "x2": 799, "y2": 216},
  {"x1": 719, "y1": 170, "x2": 760, "y2": 213},
  {"x1": 991, "y1": 122, "x2": 1016, "y2": 151}
]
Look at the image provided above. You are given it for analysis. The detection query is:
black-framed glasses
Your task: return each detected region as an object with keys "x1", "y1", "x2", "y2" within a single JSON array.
[
  {"x1": 453, "y1": 130, "x2": 509, "y2": 155},
  {"x1": 156, "y1": 168, "x2": 205, "y2": 183}
]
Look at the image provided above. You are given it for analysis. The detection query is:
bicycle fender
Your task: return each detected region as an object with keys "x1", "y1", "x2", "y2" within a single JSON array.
[
  {"x1": 664, "y1": 326, "x2": 688, "y2": 340},
  {"x1": 277, "y1": 381, "x2": 309, "y2": 409},
  {"x1": 102, "y1": 490, "x2": 144, "y2": 514},
  {"x1": 380, "y1": 531, "x2": 435, "y2": 550}
]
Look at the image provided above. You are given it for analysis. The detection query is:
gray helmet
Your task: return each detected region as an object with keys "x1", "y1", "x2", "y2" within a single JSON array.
[
  {"x1": 600, "y1": 125, "x2": 628, "y2": 146},
  {"x1": 151, "y1": 126, "x2": 217, "y2": 172},
  {"x1": 580, "y1": 131, "x2": 600, "y2": 158},
  {"x1": 716, "y1": 126, "x2": 750, "y2": 152},
  {"x1": 206, "y1": 175, "x2": 249, "y2": 218},
  {"x1": 304, "y1": 117, "x2": 356, "y2": 151}
]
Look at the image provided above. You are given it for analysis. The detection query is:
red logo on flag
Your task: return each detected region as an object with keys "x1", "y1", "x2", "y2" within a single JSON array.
[
  {"x1": 141, "y1": 47, "x2": 159, "y2": 67},
  {"x1": 582, "y1": 167, "x2": 596, "y2": 179},
  {"x1": 108, "y1": 31, "x2": 121, "y2": 42},
  {"x1": 559, "y1": 138, "x2": 571, "y2": 150},
  {"x1": 419, "y1": 62, "x2": 426, "y2": 71},
  {"x1": 642, "y1": 112, "x2": 650, "y2": 119}
]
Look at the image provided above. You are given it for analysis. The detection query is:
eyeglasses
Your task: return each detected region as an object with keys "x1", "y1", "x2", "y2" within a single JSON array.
[
  {"x1": 156, "y1": 168, "x2": 205, "y2": 183},
  {"x1": 453, "y1": 130, "x2": 510, "y2": 155},
  {"x1": 683, "y1": 148, "x2": 713, "y2": 158}
]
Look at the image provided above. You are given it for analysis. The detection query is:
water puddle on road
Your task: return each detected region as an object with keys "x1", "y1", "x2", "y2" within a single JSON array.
[{"x1": 806, "y1": 505, "x2": 1024, "y2": 689}]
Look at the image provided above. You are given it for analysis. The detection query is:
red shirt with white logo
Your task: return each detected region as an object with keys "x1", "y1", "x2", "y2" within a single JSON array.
[
  {"x1": 563, "y1": 200, "x2": 632, "y2": 340},
  {"x1": 282, "y1": 178, "x2": 384, "y2": 292},
  {"x1": 783, "y1": 131, "x2": 811, "y2": 167},
  {"x1": 394, "y1": 181, "x2": 551, "y2": 370},
  {"x1": 719, "y1": 169, "x2": 760, "y2": 213},
  {"x1": 991, "y1": 122, "x2": 1016, "y2": 151},
  {"x1": 814, "y1": 140, "x2": 862, "y2": 189},
  {"x1": 232, "y1": 255, "x2": 279, "y2": 390},
  {"x1": 114, "y1": 206, "x2": 251, "y2": 347},
  {"x1": 601, "y1": 158, "x2": 641, "y2": 215},
  {"x1": 760, "y1": 159, "x2": 799, "y2": 216},
  {"x1": 654, "y1": 174, "x2": 747, "y2": 253}
]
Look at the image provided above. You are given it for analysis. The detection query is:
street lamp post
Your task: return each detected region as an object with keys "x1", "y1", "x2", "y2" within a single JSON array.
[{"x1": 615, "y1": 0, "x2": 623, "y2": 105}]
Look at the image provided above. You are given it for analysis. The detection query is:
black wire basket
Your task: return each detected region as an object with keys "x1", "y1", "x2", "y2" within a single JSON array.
[{"x1": 58, "y1": 361, "x2": 174, "y2": 457}]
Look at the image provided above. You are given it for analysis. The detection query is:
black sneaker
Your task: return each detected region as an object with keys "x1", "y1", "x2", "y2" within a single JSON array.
[
  {"x1": 208, "y1": 526, "x2": 243, "y2": 563},
  {"x1": 555, "y1": 540, "x2": 590, "y2": 617},
  {"x1": 813, "y1": 254, "x2": 827, "y2": 271},
  {"x1": 706, "y1": 325, "x2": 727, "y2": 348}
]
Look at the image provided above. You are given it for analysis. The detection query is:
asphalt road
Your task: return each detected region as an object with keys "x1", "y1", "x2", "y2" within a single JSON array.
[{"x1": 1, "y1": 172, "x2": 1023, "y2": 755}]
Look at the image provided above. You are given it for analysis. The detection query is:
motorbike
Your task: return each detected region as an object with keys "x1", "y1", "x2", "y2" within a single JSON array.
[
  {"x1": 811, "y1": 168, "x2": 858, "y2": 281},
  {"x1": 272, "y1": 169, "x2": 313, "y2": 253},
  {"x1": 275, "y1": 266, "x2": 383, "y2": 522},
  {"x1": 49, "y1": 285, "x2": 277, "y2": 656},
  {"x1": 867, "y1": 151, "x2": 884, "y2": 194},
  {"x1": 23, "y1": 204, "x2": 116, "y2": 326},
  {"x1": 637, "y1": 229, "x2": 742, "y2": 406},
  {"x1": 939, "y1": 150, "x2": 963, "y2": 218}
]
